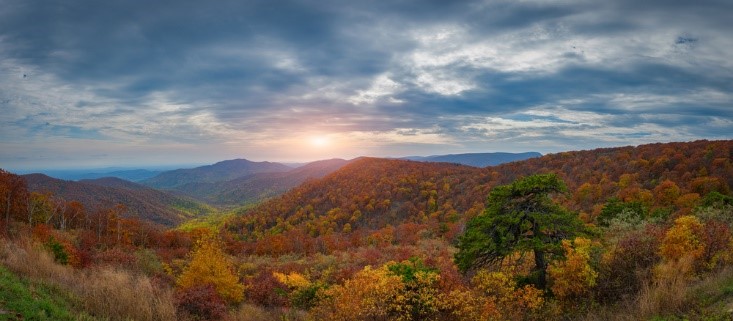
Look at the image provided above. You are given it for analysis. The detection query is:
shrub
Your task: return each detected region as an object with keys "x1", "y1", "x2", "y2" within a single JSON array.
[
  {"x1": 175, "y1": 284, "x2": 227, "y2": 320},
  {"x1": 594, "y1": 225, "x2": 663, "y2": 303},
  {"x1": 244, "y1": 270, "x2": 288, "y2": 307},
  {"x1": 660, "y1": 216, "x2": 705, "y2": 265},
  {"x1": 46, "y1": 237, "x2": 69, "y2": 265},
  {"x1": 548, "y1": 237, "x2": 598, "y2": 300}
]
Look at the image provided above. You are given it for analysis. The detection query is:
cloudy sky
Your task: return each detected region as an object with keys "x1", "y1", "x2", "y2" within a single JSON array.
[{"x1": 1, "y1": 0, "x2": 732, "y2": 170}]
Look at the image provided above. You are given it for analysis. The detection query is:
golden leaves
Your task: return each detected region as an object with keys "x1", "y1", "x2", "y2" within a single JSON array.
[{"x1": 176, "y1": 237, "x2": 244, "y2": 303}]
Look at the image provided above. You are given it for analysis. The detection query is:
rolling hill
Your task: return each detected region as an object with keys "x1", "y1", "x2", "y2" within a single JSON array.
[
  {"x1": 141, "y1": 159, "x2": 292, "y2": 189},
  {"x1": 402, "y1": 152, "x2": 541, "y2": 167},
  {"x1": 23, "y1": 174, "x2": 211, "y2": 226},
  {"x1": 166, "y1": 158, "x2": 351, "y2": 206},
  {"x1": 75, "y1": 169, "x2": 162, "y2": 182},
  {"x1": 226, "y1": 140, "x2": 733, "y2": 254}
]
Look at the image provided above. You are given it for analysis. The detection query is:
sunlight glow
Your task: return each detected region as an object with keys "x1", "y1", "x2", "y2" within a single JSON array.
[{"x1": 309, "y1": 136, "x2": 330, "y2": 147}]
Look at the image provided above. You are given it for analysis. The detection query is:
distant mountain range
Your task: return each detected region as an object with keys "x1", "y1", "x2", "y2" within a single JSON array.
[
  {"x1": 155, "y1": 159, "x2": 351, "y2": 206},
  {"x1": 76, "y1": 169, "x2": 162, "y2": 182},
  {"x1": 402, "y1": 152, "x2": 541, "y2": 167},
  {"x1": 141, "y1": 159, "x2": 292, "y2": 189},
  {"x1": 22, "y1": 174, "x2": 211, "y2": 226},
  {"x1": 18, "y1": 151, "x2": 540, "y2": 218}
]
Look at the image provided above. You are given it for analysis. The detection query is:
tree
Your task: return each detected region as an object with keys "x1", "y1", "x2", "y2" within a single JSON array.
[
  {"x1": 177, "y1": 237, "x2": 244, "y2": 303},
  {"x1": 0, "y1": 170, "x2": 28, "y2": 233},
  {"x1": 455, "y1": 174, "x2": 587, "y2": 289}
]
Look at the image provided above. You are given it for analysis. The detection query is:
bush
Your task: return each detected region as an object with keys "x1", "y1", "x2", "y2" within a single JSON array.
[
  {"x1": 244, "y1": 270, "x2": 288, "y2": 307},
  {"x1": 175, "y1": 284, "x2": 228, "y2": 320},
  {"x1": 594, "y1": 225, "x2": 663, "y2": 303},
  {"x1": 46, "y1": 237, "x2": 69, "y2": 265}
]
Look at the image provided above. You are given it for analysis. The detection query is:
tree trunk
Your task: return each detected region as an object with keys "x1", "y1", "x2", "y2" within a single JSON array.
[
  {"x1": 532, "y1": 220, "x2": 547, "y2": 290},
  {"x1": 534, "y1": 248, "x2": 547, "y2": 290}
]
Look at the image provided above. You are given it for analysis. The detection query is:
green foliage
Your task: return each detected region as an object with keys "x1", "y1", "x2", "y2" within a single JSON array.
[
  {"x1": 134, "y1": 248, "x2": 164, "y2": 276},
  {"x1": 650, "y1": 206, "x2": 673, "y2": 220},
  {"x1": 0, "y1": 266, "x2": 89, "y2": 321},
  {"x1": 387, "y1": 257, "x2": 438, "y2": 283},
  {"x1": 290, "y1": 283, "x2": 324, "y2": 310},
  {"x1": 170, "y1": 197, "x2": 217, "y2": 217},
  {"x1": 597, "y1": 197, "x2": 648, "y2": 226},
  {"x1": 45, "y1": 237, "x2": 69, "y2": 265},
  {"x1": 177, "y1": 211, "x2": 234, "y2": 232},
  {"x1": 701, "y1": 191, "x2": 733, "y2": 208},
  {"x1": 455, "y1": 173, "x2": 588, "y2": 289}
]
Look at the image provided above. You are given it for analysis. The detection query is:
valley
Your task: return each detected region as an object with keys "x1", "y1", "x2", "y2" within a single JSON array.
[{"x1": 2, "y1": 141, "x2": 733, "y2": 320}]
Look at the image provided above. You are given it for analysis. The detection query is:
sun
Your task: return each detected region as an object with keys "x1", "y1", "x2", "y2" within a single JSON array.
[{"x1": 309, "y1": 136, "x2": 330, "y2": 147}]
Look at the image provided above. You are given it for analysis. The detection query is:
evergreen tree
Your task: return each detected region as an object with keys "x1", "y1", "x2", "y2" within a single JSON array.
[{"x1": 455, "y1": 174, "x2": 588, "y2": 289}]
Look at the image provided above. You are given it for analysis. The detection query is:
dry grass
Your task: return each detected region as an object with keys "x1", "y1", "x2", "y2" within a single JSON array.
[
  {"x1": 582, "y1": 256, "x2": 733, "y2": 321},
  {"x1": 636, "y1": 256, "x2": 695, "y2": 318},
  {"x1": 0, "y1": 238, "x2": 177, "y2": 321},
  {"x1": 228, "y1": 304, "x2": 308, "y2": 321}
]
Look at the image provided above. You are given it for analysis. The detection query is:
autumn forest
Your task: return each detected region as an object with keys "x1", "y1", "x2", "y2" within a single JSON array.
[{"x1": 2, "y1": 139, "x2": 733, "y2": 320}]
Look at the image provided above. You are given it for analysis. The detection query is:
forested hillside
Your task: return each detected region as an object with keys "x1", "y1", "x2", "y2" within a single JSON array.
[
  {"x1": 1, "y1": 140, "x2": 732, "y2": 320},
  {"x1": 169, "y1": 159, "x2": 350, "y2": 206},
  {"x1": 142, "y1": 159, "x2": 292, "y2": 189},
  {"x1": 226, "y1": 140, "x2": 732, "y2": 255},
  {"x1": 23, "y1": 174, "x2": 211, "y2": 226},
  {"x1": 403, "y1": 151, "x2": 541, "y2": 167}
]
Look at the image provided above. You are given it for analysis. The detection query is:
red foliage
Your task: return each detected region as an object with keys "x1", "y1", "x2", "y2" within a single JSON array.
[
  {"x1": 595, "y1": 225, "x2": 664, "y2": 302},
  {"x1": 244, "y1": 270, "x2": 289, "y2": 307},
  {"x1": 703, "y1": 219, "x2": 732, "y2": 268},
  {"x1": 94, "y1": 248, "x2": 137, "y2": 269},
  {"x1": 174, "y1": 284, "x2": 228, "y2": 320}
]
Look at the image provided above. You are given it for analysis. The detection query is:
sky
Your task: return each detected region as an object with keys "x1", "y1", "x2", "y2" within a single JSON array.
[{"x1": 1, "y1": 0, "x2": 732, "y2": 170}]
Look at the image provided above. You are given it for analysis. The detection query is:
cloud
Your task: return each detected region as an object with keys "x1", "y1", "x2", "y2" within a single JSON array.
[{"x1": 0, "y1": 0, "x2": 731, "y2": 169}]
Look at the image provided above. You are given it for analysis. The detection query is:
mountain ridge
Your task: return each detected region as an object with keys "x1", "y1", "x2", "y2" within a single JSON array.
[
  {"x1": 23, "y1": 174, "x2": 210, "y2": 226},
  {"x1": 141, "y1": 158, "x2": 292, "y2": 189},
  {"x1": 401, "y1": 151, "x2": 541, "y2": 167}
]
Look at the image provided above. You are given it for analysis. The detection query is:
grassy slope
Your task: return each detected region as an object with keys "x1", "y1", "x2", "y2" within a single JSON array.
[
  {"x1": 672, "y1": 268, "x2": 733, "y2": 321},
  {"x1": 0, "y1": 265, "x2": 93, "y2": 321}
]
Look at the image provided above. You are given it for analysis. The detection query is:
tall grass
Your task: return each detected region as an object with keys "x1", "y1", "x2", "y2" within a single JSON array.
[
  {"x1": 0, "y1": 238, "x2": 176, "y2": 321},
  {"x1": 583, "y1": 256, "x2": 733, "y2": 321},
  {"x1": 636, "y1": 256, "x2": 694, "y2": 318}
]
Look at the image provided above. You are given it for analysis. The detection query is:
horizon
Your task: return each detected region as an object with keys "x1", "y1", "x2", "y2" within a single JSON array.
[
  {"x1": 2, "y1": 0, "x2": 732, "y2": 171},
  {"x1": 5, "y1": 138, "x2": 723, "y2": 173},
  {"x1": 6, "y1": 149, "x2": 543, "y2": 173}
]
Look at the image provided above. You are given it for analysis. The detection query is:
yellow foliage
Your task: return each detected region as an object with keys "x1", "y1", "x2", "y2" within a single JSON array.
[
  {"x1": 472, "y1": 270, "x2": 515, "y2": 305},
  {"x1": 548, "y1": 237, "x2": 598, "y2": 299},
  {"x1": 273, "y1": 271, "x2": 311, "y2": 289},
  {"x1": 313, "y1": 259, "x2": 444, "y2": 321},
  {"x1": 471, "y1": 270, "x2": 545, "y2": 320},
  {"x1": 439, "y1": 289, "x2": 500, "y2": 321},
  {"x1": 176, "y1": 237, "x2": 244, "y2": 303},
  {"x1": 312, "y1": 265, "x2": 405, "y2": 320},
  {"x1": 659, "y1": 215, "x2": 705, "y2": 263}
]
